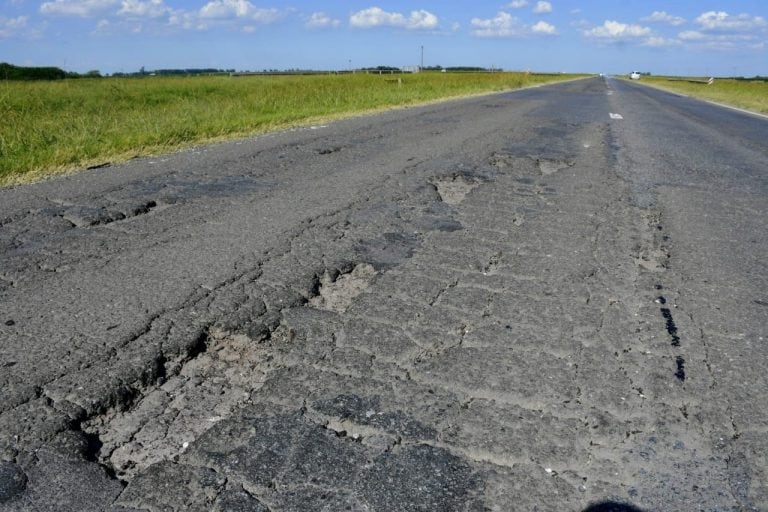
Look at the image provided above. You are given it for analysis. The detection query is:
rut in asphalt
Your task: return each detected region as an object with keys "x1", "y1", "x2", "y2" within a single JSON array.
[
  {"x1": 51, "y1": 120, "x2": 716, "y2": 509},
  {"x1": 78, "y1": 159, "x2": 506, "y2": 483}
]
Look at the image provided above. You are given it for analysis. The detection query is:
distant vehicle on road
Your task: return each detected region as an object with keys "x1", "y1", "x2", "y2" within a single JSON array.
[{"x1": 630, "y1": 71, "x2": 641, "y2": 80}]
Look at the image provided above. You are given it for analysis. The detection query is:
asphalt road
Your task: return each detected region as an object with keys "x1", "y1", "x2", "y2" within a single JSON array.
[{"x1": 1, "y1": 76, "x2": 766, "y2": 511}]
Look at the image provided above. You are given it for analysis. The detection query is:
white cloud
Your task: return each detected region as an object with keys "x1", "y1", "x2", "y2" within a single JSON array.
[
  {"x1": 471, "y1": 11, "x2": 555, "y2": 37},
  {"x1": 0, "y1": 15, "x2": 28, "y2": 37},
  {"x1": 199, "y1": 0, "x2": 249, "y2": 18},
  {"x1": 168, "y1": 9, "x2": 203, "y2": 30},
  {"x1": 678, "y1": 30, "x2": 705, "y2": 41},
  {"x1": 119, "y1": 0, "x2": 168, "y2": 18},
  {"x1": 695, "y1": 11, "x2": 766, "y2": 32},
  {"x1": 92, "y1": 17, "x2": 110, "y2": 33},
  {"x1": 642, "y1": 36, "x2": 680, "y2": 47},
  {"x1": 665, "y1": 12, "x2": 768, "y2": 51},
  {"x1": 584, "y1": 20, "x2": 651, "y2": 39},
  {"x1": 160, "y1": 1, "x2": 286, "y2": 32},
  {"x1": 684, "y1": 33, "x2": 758, "y2": 51},
  {"x1": 306, "y1": 11, "x2": 340, "y2": 29},
  {"x1": 642, "y1": 11, "x2": 685, "y2": 26},
  {"x1": 507, "y1": 0, "x2": 528, "y2": 8},
  {"x1": 471, "y1": 11, "x2": 523, "y2": 37},
  {"x1": 533, "y1": 1, "x2": 552, "y2": 14},
  {"x1": 199, "y1": 0, "x2": 279, "y2": 23},
  {"x1": 40, "y1": 0, "x2": 118, "y2": 17},
  {"x1": 531, "y1": 20, "x2": 556, "y2": 34},
  {"x1": 349, "y1": 7, "x2": 438, "y2": 30}
]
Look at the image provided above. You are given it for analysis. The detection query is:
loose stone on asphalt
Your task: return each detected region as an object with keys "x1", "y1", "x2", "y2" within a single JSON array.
[{"x1": 1, "y1": 77, "x2": 767, "y2": 511}]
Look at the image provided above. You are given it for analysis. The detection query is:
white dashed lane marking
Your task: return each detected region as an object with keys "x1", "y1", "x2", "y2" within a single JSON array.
[{"x1": 609, "y1": 113, "x2": 624, "y2": 120}]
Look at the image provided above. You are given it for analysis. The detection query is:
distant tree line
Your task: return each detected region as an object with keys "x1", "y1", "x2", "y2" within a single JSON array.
[
  {"x1": 442, "y1": 66, "x2": 492, "y2": 72},
  {"x1": 1, "y1": 62, "x2": 67, "y2": 80},
  {"x1": 734, "y1": 76, "x2": 768, "y2": 82},
  {"x1": 361, "y1": 66, "x2": 401, "y2": 72},
  {"x1": 0, "y1": 62, "x2": 240, "y2": 80},
  {"x1": 1, "y1": 62, "x2": 103, "y2": 80},
  {"x1": 112, "y1": 67, "x2": 236, "y2": 77},
  {"x1": 361, "y1": 65, "x2": 495, "y2": 72}
]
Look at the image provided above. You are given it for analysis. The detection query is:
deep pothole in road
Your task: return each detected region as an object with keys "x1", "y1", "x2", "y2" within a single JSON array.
[
  {"x1": 535, "y1": 157, "x2": 574, "y2": 176},
  {"x1": 82, "y1": 327, "x2": 283, "y2": 481},
  {"x1": 430, "y1": 174, "x2": 480, "y2": 205},
  {"x1": 60, "y1": 200, "x2": 159, "y2": 228},
  {"x1": 77, "y1": 262, "x2": 381, "y2": 482},
  {"x1": 309, "y1": 263, "x2": 377, "y2": 314}
]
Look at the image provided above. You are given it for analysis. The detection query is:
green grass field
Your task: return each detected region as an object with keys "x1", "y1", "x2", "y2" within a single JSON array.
[
  {"x1": 0, "y1": 72, "x2": 583, "y2": 185},
  {"x1": 636, "y1": 76, "x2": 768, "y2": 116}
]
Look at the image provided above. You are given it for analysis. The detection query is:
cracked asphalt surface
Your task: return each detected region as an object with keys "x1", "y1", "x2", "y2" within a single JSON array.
[{"x1": 1, "y1": 77, "x2": 767, "y2": 511}]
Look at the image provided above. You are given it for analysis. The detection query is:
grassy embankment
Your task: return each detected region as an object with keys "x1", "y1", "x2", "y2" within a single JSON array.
[
  {"x1": 637, "y1": 76, "x2": 768, "y2": 116},
  {"x1": 1, "y1": 72, "x2": 584, "y2": 185}
]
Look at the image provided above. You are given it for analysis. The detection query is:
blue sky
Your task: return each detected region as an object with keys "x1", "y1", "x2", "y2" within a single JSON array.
[{"x1": 1, "y1": 1, "x2": 766, "y2": 76}]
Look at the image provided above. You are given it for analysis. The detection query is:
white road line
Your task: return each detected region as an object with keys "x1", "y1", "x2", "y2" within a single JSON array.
[{"x1": 609, "y1": 113, "x2": 624, "y2": 120}]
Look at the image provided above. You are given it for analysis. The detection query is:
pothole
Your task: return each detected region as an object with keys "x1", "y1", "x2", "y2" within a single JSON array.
[
  {"x1": 635, "y1": 248, "x2": 668, "y2": 272},
  {"x1": 60, "y1": 200, "x2": 159, "y2": 228},
  {"x1": 82, "y1": 328, "x2": 276, "y2": 481},
  {"x1": 430, "y1": 175, "x2": 480, "y2": 205},
  {"x1": 535, "y1": 157, "x2": 574, "y2": 176},
  {"x1": 309, "y1": 263, "x2": 377, "y2": 314},
  {"x1": 489, "y1": 152, "x2": 516, "y2": 170}
]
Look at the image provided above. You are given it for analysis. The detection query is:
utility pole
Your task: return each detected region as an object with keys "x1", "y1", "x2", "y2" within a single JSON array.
[{"x1": 420, "y1": 46, "x2": 424, "y2": 71}]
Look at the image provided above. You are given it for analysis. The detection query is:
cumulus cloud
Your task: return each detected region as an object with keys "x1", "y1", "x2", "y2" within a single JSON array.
[
  {"x1": 678, "y1": 30, "x2": 705, "y2": 41},
  {"x1": 168, "y1": 9, "x2": 203, "y2": 30},
  {"x1": 642, "y1": 11, "x2": 685, "y2": 26},
  {"x1": 507, "y1": 0, "x2": 528, "y2": 8},
  {"x1": 533, "y1": 1, "x2": 552, "y2": 14},
  {"x1": 694, "y1": 11, "x2": 766, "y2": 32},
  {"x1": 40, "y1": 0, "x2": 118, "y2": 17},
  {"x1": 471, "y1": 12, "x2": 523, "y2": 37},
  {"x1": 118, "y1": 0, "x2": 168, "y2": 18},
  {"x1": 306, "y1": 11, "x2": 340, "y2": 29},
  {"x1": 642, "y1": 36, "x2": 680, "y2": 47},
  {"x1": 531, "y1": 20, "x2": 556, "y2": 34},
  {"x1": 92, "y1": 17, "x2": 110, "y2": 33},
  {"x1": 471, "y1": 11, "x2": 556, "y2": 37},
  {"x1": 199, "y1": 0, "x2": 279, "y2": 23},
  {"x1": 0, "y1": 15, "x2": 28, "y2": 37},
  {"x1": 584, "y1": 20, "x2": 651, "y2": 39},
  {"x1": 671, "y1": 12, "x2": 767, "y2": 51},
  {"x1": 349, "y1": 7, "x2": 438, "y2": 30},
  {"x1": 199, "y1": 0, "x2": 249, "y2": 18}
]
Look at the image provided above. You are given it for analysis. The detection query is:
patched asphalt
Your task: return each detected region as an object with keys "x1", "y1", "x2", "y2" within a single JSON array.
[{"x1": 1, "y1": 77, "x2": 767, "y2": 511}]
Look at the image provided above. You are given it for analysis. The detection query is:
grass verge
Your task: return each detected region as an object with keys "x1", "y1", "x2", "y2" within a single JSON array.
[
  {"x1": 1, "y1": 72, "x2": 584, "y2": 185},
  {"x1": 635, "y1": 76, "x2": 768, "y2": 116}
]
